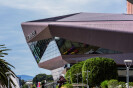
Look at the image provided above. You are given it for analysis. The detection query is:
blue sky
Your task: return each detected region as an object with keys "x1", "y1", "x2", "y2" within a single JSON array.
[{"x1": 0, "y1": 0, "x2": 126, "y2": 76}]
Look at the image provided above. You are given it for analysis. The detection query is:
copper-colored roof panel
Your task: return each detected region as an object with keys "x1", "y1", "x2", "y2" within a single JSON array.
[
  {"x1": 21, "y1": 12, "x2": 133, "y2": 70},
  {"x1": 49, "y1": 23, "x2": 133, "y2": 53},
  {"x1": 62, "y1": 53, "x2": 133, "y2": 65},
  {"x1": 38, "y1": 56, "x2": 68, "y2": 70}
]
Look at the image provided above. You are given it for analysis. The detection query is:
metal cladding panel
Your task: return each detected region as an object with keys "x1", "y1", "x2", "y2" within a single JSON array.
[
  {"x1": 49, "y1": 24, "x2": 133, "y2": 53},
  {"x1": 21, "y1": 12, "x2": 133, "y2": 70},
  {"x1": 28, "y1": 27, "x2": 52, "y2": 43},
  {"x1": 51, "y1": 67, "x2": 64, "y2": 80},
  {"x1": 118, "y1": 70, "x2": 133, "y2": 76},
  {"x1": 38, "y1": 56, "x2": 68, "y2": 70},
  {"x1": 62, "y1": 53, "x2": 133, "y2": 65},
  {"x1": 57, "y1": 12, "x2": 133, "y2": 22},
  {"x1": 29, "y1": 13, "x2": 79, "y2": 22},
  {"x1": 21, "y1": 22, "x2": 50, "y2": 42}
]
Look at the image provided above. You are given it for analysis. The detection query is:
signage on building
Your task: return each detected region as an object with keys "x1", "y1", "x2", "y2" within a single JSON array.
[{"x1": 26, "y1": 30, "x2": 37, "y2": 40}]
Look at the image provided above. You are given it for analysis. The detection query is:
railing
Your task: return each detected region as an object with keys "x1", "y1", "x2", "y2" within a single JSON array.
[{"x1": 44, "y1": 81, "x2": 57, "y2": 88}]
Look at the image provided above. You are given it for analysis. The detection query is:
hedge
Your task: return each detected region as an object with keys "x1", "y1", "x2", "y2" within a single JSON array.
[
  {"x1": 70, "y1": 61, "x2": 84, "y2": 83},
  {"x1": 82, "y1": 57, "x2": 118, "y2": 87},
  {"x1": 65, "y1": 69, "x2": 71, "y2": 84}
]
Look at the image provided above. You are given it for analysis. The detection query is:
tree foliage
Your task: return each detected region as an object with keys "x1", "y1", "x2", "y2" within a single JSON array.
[
  {"x1": 65, "y1": 69, "x2": 71, "y2": 84},
  {"x1": 108, "y1": 79, "x2": 118, "y2": 88},
  {"x1": 22, "y1": 84, "x2": 28, "y2": 88},
  {"x1": 100, "y1": 80, "x2": 108, "y2": 88},
  {"x1": 69, "y1": 61, "x2": 84, "y2": 83},
  {"x1": 0, "y1": 44, "x2": 16, "y2": 87},
  {"x1": 20, "y1": 79, "x2": 26, "y2": 87},
  {"x1": 65, "y1": 57, "x2": 118, "y2": 87},
  {"x1": 33, "y1": 73, "x2": 53, "y2": 86},
  {"x1": 82, "y1": 57, "x2": 118, "y2": 87}
]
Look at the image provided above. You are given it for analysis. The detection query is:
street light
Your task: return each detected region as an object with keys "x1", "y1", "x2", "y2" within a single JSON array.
[
  {"x1": 5, "y1": 72, "x2": 12, "y2": 88},
  {"x1": 74, "y1": 73, "x2": 81, "y2": 84},
  {"x1": 67, "y1": 76, "x2": 71, "y2": 84},
  {"x1": 84, "y1": 70, "x2": 90, "y2": 88},
  {"x1": 79, "y1": 74, "x2": 84, "y2": 87},
  {"x1": 124, "y1": 60, "x2": 132, "y2": 88}
]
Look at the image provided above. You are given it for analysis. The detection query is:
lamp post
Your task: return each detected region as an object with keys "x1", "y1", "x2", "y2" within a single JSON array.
[
  {"x1": 67, "y1": 76, "x2": 71, "y2": 84},
  {"x1": 77, "y1": 74, "x2": 84, "y2": 88},
  {"x1": 84, "y1": 70, "x2": 90, "y2": 88},
  {"x1": 124, "y1": 60, "x2": 132, "y2": 88},
  {"x1": 5, "y1": 72, "x2": 12, "y2": 88},
  {"x1": 79, "y1": 74, "x2": 84, "y2": 87},
  {"x1": 74, "y1": 73, "x2": 81, "y2": 84}
]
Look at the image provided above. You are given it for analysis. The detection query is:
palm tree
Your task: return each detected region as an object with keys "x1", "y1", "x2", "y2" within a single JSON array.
[{"x1": 0, "y1": 44, "x2": 16, "y2": 87}]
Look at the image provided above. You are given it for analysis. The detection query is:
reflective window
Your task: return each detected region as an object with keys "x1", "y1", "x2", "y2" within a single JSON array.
[
  {"x1": 40, "y1": 40, "x2": 61, "y2": 62},
  {"x1": 55, "y1": 38, "x2": 99, "y2": 55},
  {"x1": 28, "y1": 38, "x2": 52, "y2": 63},
  {"x1": 28, "y1": 37, "x2": 122, "y2": 64},
  {"x1": 55, "y1": 37, "x2": 121, "y2": 55},
  {"x1": 96, "y1": 48, "x2": 121, "y2": 54}
]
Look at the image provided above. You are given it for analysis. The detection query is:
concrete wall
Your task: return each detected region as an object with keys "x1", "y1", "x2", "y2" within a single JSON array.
[{"x1": 51, "y1": 67, "x2": 64, "y2": 80}]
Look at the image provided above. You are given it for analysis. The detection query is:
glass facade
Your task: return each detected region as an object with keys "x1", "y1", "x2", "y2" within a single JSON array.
[
  {"x1": 55, "y1": 38, "x2": 99, "y2": 55},
  {"x1": 96, "y1": 48, "x2": 121, "y2": 54},
  {"x1": 28, "y1": 37, "x2": 122, "y2": 63},
  {"x1": 28, "y1": 38, "x2": 53, "y2": 63},
  {"x1": 40, "y1": 40, "x2": 61, "y2": 63}
]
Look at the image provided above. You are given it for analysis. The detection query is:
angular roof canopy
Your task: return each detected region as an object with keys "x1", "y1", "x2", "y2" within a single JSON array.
[
  {"x1": 22, "y1": 12, "x2": 133, "y2": 53},
  {"x1": 30, "y1": 12, "x2": 133, "y2": 22}
]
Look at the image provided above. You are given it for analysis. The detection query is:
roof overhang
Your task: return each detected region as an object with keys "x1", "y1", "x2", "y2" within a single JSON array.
[
  {"x1": 22, "y1": 21, "x2": 133, "y2": 53},
  {"x1": 38, "y1": 56, "x2": 68, "y2": 70},
  {"x1": 21, "y1": 13, "x2": 133, "y2": 70},
  {"x1": 37, "y1": 53, "x2": 133, "y2": 70}
]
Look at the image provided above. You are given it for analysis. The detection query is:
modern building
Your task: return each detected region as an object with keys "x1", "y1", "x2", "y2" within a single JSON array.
[
  {"x1": 127, "y1": 0, "x2": 133, "y2": 14},
  {"x1": 21, "y1": 0, "x2": 133, "y2": 81},
  {"x1": 11, "y1": 75, "x2": 20, "y2": 88}
]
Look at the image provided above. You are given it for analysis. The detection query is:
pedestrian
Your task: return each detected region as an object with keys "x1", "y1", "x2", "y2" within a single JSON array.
[
  {"x1": 41, "y1": 80, "x2": 45, "y2": 88},
  {"x1": 57, "y1": 75, "x2": 66, "y2": 88}
]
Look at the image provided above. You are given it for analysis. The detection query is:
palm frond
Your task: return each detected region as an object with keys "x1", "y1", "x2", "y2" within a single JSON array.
[{"x1": 0, "y1": 44, "x2": 16, "y2": 88}]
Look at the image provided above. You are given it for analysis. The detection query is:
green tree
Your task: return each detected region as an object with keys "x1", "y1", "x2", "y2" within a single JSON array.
[
  {"x1": 82, "y1": 57, "x2": 118, "y2": 87},
  {"x1": 100, "y1": 80, "x2": 108, "y2": 88},
  {"x1": 33, "y1": 73, "x2": 53, "y2": 86},
  {"x1": 0, "y1": 44, "x2": 16, "y2": 87},
  {"x1": 69, "y1": 61, "x2": 84, "y2": 83},
  {"x1": 21, "y1": 79, "x2": 26, "y2": 86},
  {"x1": 108, "y1": 79, "x2": 118, "y2": 88},
  {"x1": 65, "y1": 69, "x2": 71, "y2": 84},
  {"x1": 22, "y1": 84, "x2": 28, "y2": 88}
]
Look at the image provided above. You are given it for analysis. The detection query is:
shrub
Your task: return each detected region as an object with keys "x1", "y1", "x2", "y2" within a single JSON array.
[
  {"x1": 82, "y1": 57, "x2": 118, "y2": 87},
  {"x1": 32, "y1": 84, "x2": 36, "y2": 88},
  {"x1": 108, "y1": 79, "x2": 118, "y2": 88},
  {"x1": 118, "y1": 82, "x2": 126, "y2": 88},
  {"x1": 100, "y1": 80, "x2": 108, "y2": 88},
  {"x1": 65, "y1": 69, "x2": 71, "y2": 84},
  {"x1": 129, "y1": 82, "x2": 133, "y2": 86},
  {"x1": 62, "y1": 84, "x2": 73, "y2": 88},
  {"x1": 70, "y1": 61, "x2": 84, "y2": 83},
  {"x1": 56, "y1": 85, "x2": 58, "y2": 88},
  {"x1": 22, "y1": 84, "x2": 28, "y2": 88}
]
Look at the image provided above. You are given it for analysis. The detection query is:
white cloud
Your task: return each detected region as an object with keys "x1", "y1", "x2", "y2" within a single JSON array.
[{"x1": 0, "y1": 0, "x2": 126, "y2": 16}]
